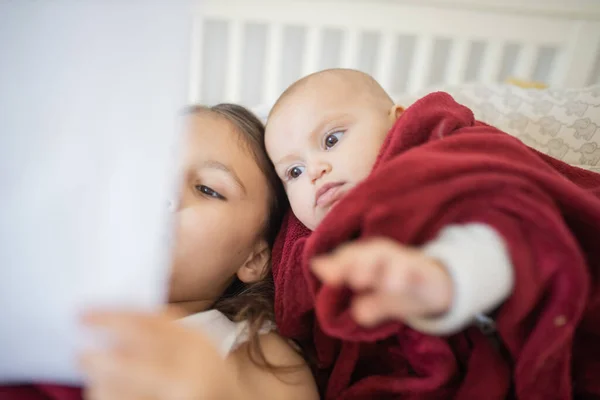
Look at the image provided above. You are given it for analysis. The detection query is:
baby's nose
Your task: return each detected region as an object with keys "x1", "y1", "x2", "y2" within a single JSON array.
[{"x1": 308, "y1": 161, "x2": 332, "y2": 181}]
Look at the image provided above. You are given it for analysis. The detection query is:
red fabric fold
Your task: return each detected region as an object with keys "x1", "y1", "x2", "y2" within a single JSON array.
[
  {"x1": 0, "y1": 385, "x2": 81, "y2": 400},
  {"x1": 272, "y1": 92, "x2": 600, "y2": 399}
]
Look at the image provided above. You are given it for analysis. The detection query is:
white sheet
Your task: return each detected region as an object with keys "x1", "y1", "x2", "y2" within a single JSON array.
[{"x1": 0, "y1": 0, "x2": 197, "y2": 385}]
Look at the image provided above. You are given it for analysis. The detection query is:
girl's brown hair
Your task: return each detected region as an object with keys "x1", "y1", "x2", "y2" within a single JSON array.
[{"x1": 186, "y1": 103, "x2": 289, "y2": 370}]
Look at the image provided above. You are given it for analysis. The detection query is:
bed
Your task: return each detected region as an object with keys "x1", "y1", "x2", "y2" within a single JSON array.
[{"x1": 187, "y1": 0, "x2": 600, "y2": 171}]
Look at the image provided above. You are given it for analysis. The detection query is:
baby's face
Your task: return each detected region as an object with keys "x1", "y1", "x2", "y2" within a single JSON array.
[{"x1": 265, "y1": 80, "x2": 398, "y2": 230}]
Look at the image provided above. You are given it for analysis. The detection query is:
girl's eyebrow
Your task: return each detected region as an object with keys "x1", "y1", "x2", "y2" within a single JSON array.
[{"x1": 200, "y1": 160, "x2": 246, "y2": 195}]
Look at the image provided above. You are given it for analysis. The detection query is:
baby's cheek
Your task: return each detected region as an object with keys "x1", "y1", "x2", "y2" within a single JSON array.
[
  {"x1": 355, "y1": 150, "x2": 380, "y2": 180},
  {"x1": 288, "y1": 187, "x2": 317, "y2": 229}
]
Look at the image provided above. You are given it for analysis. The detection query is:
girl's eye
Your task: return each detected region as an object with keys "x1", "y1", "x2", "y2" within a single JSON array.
[
  {"x1": 286, "y1": 165, "x2": 305, "y2": 181},
  {"x1": 324, "y1": 131, "x2": 344, "y2": 149},
  {"x1": 195, "y1": 185, "x2": 225, "y2": 200}
]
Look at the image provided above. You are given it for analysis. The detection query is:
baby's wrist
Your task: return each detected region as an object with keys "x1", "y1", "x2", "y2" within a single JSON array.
[
  {"x1": 423, "y1": 256, "x2": 454, "y2": 317},
  {"x1": 406, "y1": 224, "x2": 514, "y2": 335}
]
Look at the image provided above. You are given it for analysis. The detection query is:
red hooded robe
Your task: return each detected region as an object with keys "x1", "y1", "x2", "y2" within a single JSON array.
[{"x1": 272, "y1": 92, "x2": 600, "y2": 399}]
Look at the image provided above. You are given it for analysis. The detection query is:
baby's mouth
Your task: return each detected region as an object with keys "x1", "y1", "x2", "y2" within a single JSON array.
[{"x1": 315, "y1": 182, "x2": 346, "y2": 208}]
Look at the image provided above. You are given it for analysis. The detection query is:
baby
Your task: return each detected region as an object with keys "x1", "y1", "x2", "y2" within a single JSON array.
[
  {"x1": 264, "y1": 68, "x2": 600, "y2": 399},
  {"x1": 265, "y1": 69, "x2": 512, "y2": 334}
]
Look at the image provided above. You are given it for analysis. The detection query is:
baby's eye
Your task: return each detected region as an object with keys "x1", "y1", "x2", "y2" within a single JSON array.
[
  {"x1": 195, "y1": 185, "x2": 226, "y2": 200},
  {"x1": 324, "y1": 131, "x2": 344, "y2": 149},
  {"x1": 286, "y1": 165, "x2": 305, "y2": 181}
]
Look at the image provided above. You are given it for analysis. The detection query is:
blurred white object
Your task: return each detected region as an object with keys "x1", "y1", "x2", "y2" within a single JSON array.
[{"x1": 0, "y1": 0, "x2": 196, "y2": 385}]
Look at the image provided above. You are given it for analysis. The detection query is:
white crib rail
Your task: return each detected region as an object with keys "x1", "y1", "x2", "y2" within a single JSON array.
[
  {"x1": 479, "y1": 41, "x2": 504, "y2": 83},
  {"x1": 189, "y1": 0, "x2": 600, "y2": 108},
  {"x1": 553, "y1": 20, "x2": 600, "y2": 87},
  {"x1": 264, "y1": 23, "x2": 284, "y2": 102},
  {"x1": 340, "y1": 29, "x2": 359, "y2": 69},
  {"x1": 374, "y1": 31, "x2": 398, "y2": 91},
  {"x1": 302, "y1": 26, "x2": 322, "y2": 77},
  {"x1": 224, "y1": 19, "x2": 243, "y2": 103},
  {"x1": 446, "y1": 39, "x2": 471, "y2": 85}
]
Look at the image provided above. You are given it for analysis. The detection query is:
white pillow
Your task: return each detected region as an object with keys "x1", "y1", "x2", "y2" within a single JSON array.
[{"x1": 394, "y1": 84, "x2": 600, "y2": 172}]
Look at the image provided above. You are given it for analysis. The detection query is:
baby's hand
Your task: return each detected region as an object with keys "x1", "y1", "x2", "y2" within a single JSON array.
[
  {"x1": 79, "y1": 308, "x2": 240, "y2": 400},
  {"x1": 311, "y1": 238, "x2": 453, "y2": 327}
]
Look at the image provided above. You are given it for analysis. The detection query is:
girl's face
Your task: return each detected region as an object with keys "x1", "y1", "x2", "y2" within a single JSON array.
[{"x1": 168, "y1": 112, "x2": 271, "y2": 311}]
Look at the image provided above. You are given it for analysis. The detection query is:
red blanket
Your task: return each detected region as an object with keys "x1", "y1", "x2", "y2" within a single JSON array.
[
  {"x1": 272, "y1": 92, "x2": 600, "y2": 399},
  {"x1": 0, "y1": 385, "x2": 81, "y2": 400}
]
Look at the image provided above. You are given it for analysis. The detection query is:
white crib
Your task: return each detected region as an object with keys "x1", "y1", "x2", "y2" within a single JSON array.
[{"x1": 188, "y1": 0, "x2": 600, "y2": 109}]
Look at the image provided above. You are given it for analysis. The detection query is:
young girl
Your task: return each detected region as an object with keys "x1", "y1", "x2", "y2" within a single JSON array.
[{"x1": 78, "y1": 104, "x2": 318, "y2": 400}]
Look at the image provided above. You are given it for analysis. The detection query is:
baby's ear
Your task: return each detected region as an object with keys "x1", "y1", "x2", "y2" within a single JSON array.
[
  {"x1": 237, "y1": 240, "x2": 270, "y2": 283},
  {"x1": 389, "y1": 104, "x2": 405, "y2": 122}
]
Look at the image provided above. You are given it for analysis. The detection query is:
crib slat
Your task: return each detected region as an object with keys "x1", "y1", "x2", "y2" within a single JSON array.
[
  {"x1": 552, "y1": 21, "x2": 600, "y2": 87},
  {"x1": 374, "y1": 32, "x2": 397, "y2": 92},
  {"x1": 514, "y1": 44, "x2": 538, "y2": 81},
  {"x1": 302, "y1": 26, "x2": 321, "y2": 76},
  {"x1": 341, "y1": 29, "x2": 359, "y2": 69},
  {"x1": 264, "y1": 23, "x2": 283, "y2": 104},
  {"x1": 407, "y1": 35, "x2": 434, "y2": 94},
  {"x1": 188, "y1": 16, "x2": 203, "y2": 104},
  {"x1": 225, "y1": 20, "x2": 243, "y2": 103},
  {"x1": 446, "y1": 38, "x2": 469, "y2": 85},
  {"x1": 480, "y1": 41, "x2": 504, "y2": 83}
]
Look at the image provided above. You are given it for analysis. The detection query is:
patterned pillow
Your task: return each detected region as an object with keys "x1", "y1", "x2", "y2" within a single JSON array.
[{"x1": 396, "y1": 84, "x2": 600, "y2": 173}]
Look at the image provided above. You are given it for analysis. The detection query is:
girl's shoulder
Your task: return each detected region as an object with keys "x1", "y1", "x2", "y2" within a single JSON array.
[
  {"x1": 180, "y1": 309, "x2": 275, "y2": 356},
  {"x1": 182, "y1": 310, "x2": 318, "y2": 399},
  {"x1": 228, "y1": 332, "x2": 319, "y2": 400}
]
